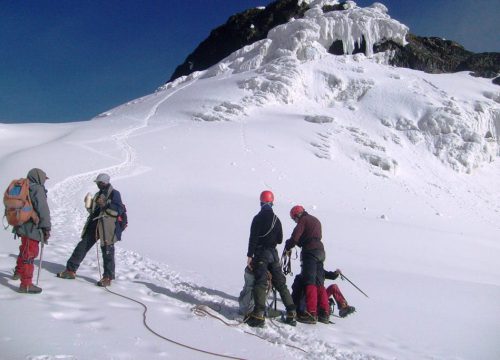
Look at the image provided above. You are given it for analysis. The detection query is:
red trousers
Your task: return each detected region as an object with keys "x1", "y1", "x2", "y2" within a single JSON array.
[
  {"x1": 326, "y1": 284, "x2": 347, "y2": 308},
  {"x1": 17, "y1": 236, "x2": 40, "y2": 286},
  {"x1": 305, "y1": 284, "x2": 330, "y2": 315}
]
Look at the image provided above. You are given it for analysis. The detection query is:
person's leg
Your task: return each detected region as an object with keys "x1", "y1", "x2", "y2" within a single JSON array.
[
  {"x1": 326, "y1": 284, "x2": 347, "y2": 307},
  {"x1": 269, "y1": 253, "x2": 295, "y2": 311},
  {"x1": 251, "y1": 257, "x2": 270, "y2": 316},
  {"x1": 66, "y1": 226, "x2": 97, "y2": 273},
  {"x1": 244, "y1": 254, "x2": 269, "y2": 327},
  {"x1": 316, "y1": 261, "x2": 330, "y2": 315},
  {"x1": 238, "y1": 267, "x2": 255, "y2": 315},
  {"x1": 101, "y1": 244, "x2": 115, "y2": 280},
  {"x1": 301, "y1": 252, "x2": 318, "y2": 316},
  {"x1": 291, "y1": 274, "x2": 305, "y2": 312},
  {"x1": 304, "y1": 284, "x2": 318, "y2": 315},
  {"x1": 19, "y1": 237, "x2": 40, "y2": 287},
  {"x1": 15, "y1": 242, "x2": 24, "y2": 275}
]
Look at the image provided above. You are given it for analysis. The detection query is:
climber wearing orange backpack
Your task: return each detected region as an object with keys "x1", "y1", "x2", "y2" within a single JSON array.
[{"x1": 5, "y1": 168, "x2": 51, "y2": 294}]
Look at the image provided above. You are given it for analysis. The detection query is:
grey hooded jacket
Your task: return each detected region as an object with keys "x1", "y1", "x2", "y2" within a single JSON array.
[{"x1": 14, "y1": 168, "x2": 51, "y2": 242}]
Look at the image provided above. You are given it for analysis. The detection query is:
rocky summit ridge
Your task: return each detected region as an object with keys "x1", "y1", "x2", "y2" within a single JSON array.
[{"x1": 168, "y1": 0, "x2": 499, "y2": 85}]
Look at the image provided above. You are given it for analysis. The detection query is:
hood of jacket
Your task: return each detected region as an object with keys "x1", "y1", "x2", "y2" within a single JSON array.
[{"x1": 27, "y1": 168, "x2": 48, "y2": 186}]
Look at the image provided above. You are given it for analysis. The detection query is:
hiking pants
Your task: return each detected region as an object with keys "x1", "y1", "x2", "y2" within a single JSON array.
[
  {"x1": 19, "y1": 236, "x2": 40, "y2": 287},
  {"x1": 101, "y1": 244, "x2": 115, "y2": 279},
  {"x1": 292, "y1": 273, "x2": 330, "y2": 316},
  {"x1": 238, "y1": 266, "x2": 255, "y2": 315},
  {"x1": 67, "y1": 221, "x2": 115, "y2": 279},
  {"x1": 252, "y1": 248, "x2": 295, "y2": 315},
  {"x1": 66, "y1": 221, "x2": 98, "y2": 272},
  {"x1": 301, "y1": 249, "x2": 329, "y2": 315},
  {"x1": 327, "y1": 284, "x2": 347, "y2": 308}
]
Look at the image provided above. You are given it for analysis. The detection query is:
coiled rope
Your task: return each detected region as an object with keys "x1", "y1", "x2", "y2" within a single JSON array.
[{"x1": 96, "y1": 246, "x2": 246, "y2": 360}]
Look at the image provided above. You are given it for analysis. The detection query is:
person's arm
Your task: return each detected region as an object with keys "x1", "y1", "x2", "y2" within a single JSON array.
[
  {"x1": 247, "y1": 216, "x2": 260, "y2": 259},
  {"x1": 325, "y1": 269, "x2": 341, "y2": 280},
  {"x1": 32, "y1": 186, "x2": 51, "y2": 231},
  {"x1": 276, "y1": 217, "x2": 283, "y2": 244},
  {"x1": 285, "y1": 219, "x2": 305, "y2": 250}
]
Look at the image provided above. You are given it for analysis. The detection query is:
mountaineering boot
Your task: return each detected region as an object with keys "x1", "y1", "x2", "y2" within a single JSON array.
[
  {"x1": 244, "y1": 312, "x2": 265, "y2": 328},
  {"x1": 96, "y1": 277, "x2": 111, "y2": 287},
  {"x1": 339, "y1": 304, "x2": 356, "y2": 318},
  {"x1": 57, "y1": 269, "x2": 76, "y2": 279},
  {"x1": 318, "y1": 309, "x2": 330, "y2": 324},
  {"x1": 18, "y1": 284, "x2": 42, "y2": 294},
  {"x1": 283, "y1": 310, "x2": 297, "y2": 326},
  {"x1": 297, "y1": 311, "x2": 317, "y2": 324}
]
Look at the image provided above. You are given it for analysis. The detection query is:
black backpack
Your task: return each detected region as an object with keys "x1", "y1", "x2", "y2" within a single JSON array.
[{"x1": 118, "y1": 204, "x2": 128, "y2": 231}]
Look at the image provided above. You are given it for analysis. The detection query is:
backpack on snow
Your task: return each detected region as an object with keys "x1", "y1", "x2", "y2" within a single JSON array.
[{"x1": 3, "y1": 178, "x2": 39, "y2": 228}]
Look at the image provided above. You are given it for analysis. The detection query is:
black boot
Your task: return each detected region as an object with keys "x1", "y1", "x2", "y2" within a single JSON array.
[
  {"x1": 97, "y1": 277, "x2": 112, "y2": 287},
  {"x1": 318, "y1": 309, "x2": 330, "y2": 324},
  {"x1": 283, "y1": 310, "x2": 297, "y2": 326},
  {"x1": 244, "y1": 312, "x2": 265, "y2": 328},
  {"x1": 18, "y1": 284, "x2": 42, "y2": 294},
  {"x1": 339, "y1": 305, "x2": 356, "y2": 318},
  {"x1": 297, "y1": 311, "x2": 317, "y2": 324}
]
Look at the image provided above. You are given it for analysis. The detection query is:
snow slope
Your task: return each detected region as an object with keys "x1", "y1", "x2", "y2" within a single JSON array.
[{"x1": 1, "y1": 1, "x2": 500, "y2": 360}]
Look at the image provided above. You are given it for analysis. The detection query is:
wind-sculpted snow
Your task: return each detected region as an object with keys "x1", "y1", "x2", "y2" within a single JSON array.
[
  {"x1": 154, "y1": 1, "x2": 499, "y2": 173},
  {"x1": 180, "y1": 47, "x2": 499, "y2": 172},
  {"x1": 201, "y1": 1, "x2": 407, "y2": 77}
]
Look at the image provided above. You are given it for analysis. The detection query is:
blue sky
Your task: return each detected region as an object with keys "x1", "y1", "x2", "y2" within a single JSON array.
[{"x1": 1, "y1": 0, "x2": 498, "y2": 123}]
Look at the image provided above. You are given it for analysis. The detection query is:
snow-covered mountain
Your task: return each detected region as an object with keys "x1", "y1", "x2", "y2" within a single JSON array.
[{"x1": 1, "y1": 1, "x2": 499, "y2": 360}]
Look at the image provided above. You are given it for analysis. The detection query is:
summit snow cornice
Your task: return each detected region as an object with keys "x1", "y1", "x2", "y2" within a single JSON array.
[{"x1": 169, "y1": 0, "x2": 499, "y2": 84}]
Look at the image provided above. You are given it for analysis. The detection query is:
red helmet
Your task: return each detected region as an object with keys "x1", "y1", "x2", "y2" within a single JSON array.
[
  {"x1": 290, "y1": 205, "x2": 304, "y2": 220},
  {"x1": 260, "y1": 190, "x2": 274, "y2": 203}
]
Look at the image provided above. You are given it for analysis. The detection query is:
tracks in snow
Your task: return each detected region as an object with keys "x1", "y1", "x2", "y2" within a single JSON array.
[{"x1": 45, "y1": 79, "x2": 375, "y2": 360}]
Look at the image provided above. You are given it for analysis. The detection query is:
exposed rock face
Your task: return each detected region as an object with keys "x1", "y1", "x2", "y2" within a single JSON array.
[
  {"x1": 373, "y1": 34, "x2": 500, "y2": 80},
  {"x1": 168, "y1": 0, "x2": 308, "y2": 82},
  {"x1": 168, "y1": 0, "x2": 499, "y2": 84}
]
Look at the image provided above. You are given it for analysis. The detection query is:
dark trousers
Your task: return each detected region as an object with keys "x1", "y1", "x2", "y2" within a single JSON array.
[
  {"x1": 66, "y1": 221, "x2": 115, "y2": 279},
  {"x1": 301, "y1": 249, "x2": 325, "y2": 286},
  {"x1": 252, "y1": 248, "x2": 295, "y2": 314},
  {"x1": 301, "y1": 249, "x2": 329, "y2": 315}
]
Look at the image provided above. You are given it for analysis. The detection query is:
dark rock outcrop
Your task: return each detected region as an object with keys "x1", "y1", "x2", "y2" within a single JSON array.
[
  {"x1": 373, "y1": 34, "x2": 500, "y2": 81},
  {"x1": 456, "y1": 52, "x2": 500, "y2": 78},
  {"x1": 168, "y1": 0, "x2": 309, "y2": 82},
  {"x1": 168, "y1": 0, "x2": 499, "y2": 85}
]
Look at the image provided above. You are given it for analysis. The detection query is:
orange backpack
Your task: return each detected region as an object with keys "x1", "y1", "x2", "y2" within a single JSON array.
[{"x1": 3, "y1": 178, "x2": 39, "y2": 228}]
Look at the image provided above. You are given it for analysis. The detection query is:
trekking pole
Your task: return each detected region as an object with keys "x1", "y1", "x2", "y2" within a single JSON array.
[
  {"x1": 36, "y1": 241, "x2": 45, "y2": 286},
  {"x1": 340, "y1": 273, "x2": 369, "y2": 298}
]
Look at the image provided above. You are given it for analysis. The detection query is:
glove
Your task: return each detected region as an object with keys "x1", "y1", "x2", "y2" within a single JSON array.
[
  {"x1": 284, "y1": 239, "x2": 294, "y2": 251},
  {"x1": 42, "y1": 229, "x2": 51, "y2": 244},
  {"x1": 96, "y1": 195, "x2": 106, "y2": 207}
]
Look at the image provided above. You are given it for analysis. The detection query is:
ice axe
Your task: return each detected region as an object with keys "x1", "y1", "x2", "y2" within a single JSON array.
[
  {"x1": 36, "y1": 238, "x2": 45, "y2": 286},
  {"x1": 340, "y1": 273, "x2": 369, "y2": 298}
]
